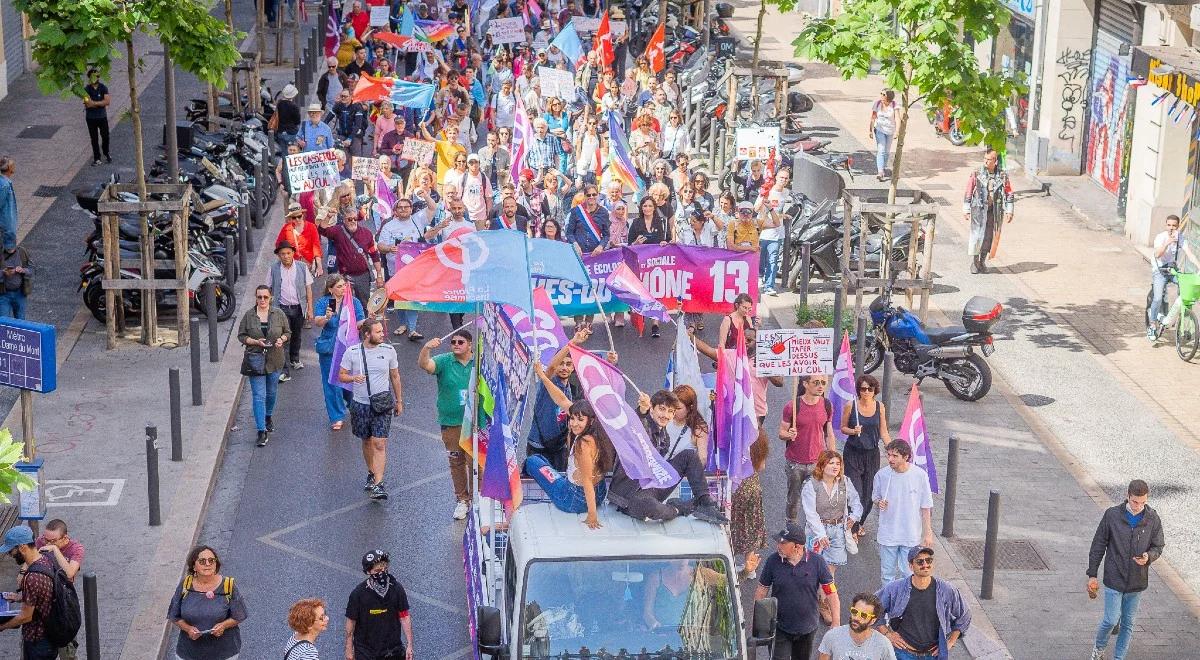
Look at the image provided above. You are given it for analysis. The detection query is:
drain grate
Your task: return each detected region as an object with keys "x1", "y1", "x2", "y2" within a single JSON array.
[
  {"x1": 950, "y1": 538, "x2": 1049, "y2": 571},
  {"x1": 33, "y1": 185, "x2": 65, "y2": 198},
  {"x1": 17, "y1": 125, "x2": 62, "y2": 139}
]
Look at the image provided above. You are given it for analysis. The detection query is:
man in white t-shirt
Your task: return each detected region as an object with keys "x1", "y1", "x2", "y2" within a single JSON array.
[
  {"x1": 872, "y1": 439, "x2": 934, "y2": 586},
  {"x1": 817, "y1": 592, "x2": 897, "y2": 660},
  {"x1": 377, "y1": 199, "x2": 428, "y2": 340},
  {"x1": 339, "y1": 319, "x2": 404, "y2": 500},
  {"x1": 1148, "y1": 214, "x2": 1197, "y2": 339}
]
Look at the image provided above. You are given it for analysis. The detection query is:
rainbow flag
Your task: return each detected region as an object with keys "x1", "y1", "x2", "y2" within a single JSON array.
[
  {"x1": 415, "y1": 19, "x2": 455, "y2": 42},
  {"x1": 606, "y1": 111, "x2": 644, "y2": 192}
]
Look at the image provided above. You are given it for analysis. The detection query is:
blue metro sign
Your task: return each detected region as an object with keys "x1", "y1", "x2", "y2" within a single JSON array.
[{"x1": 0, "y1": 318, "x2": 56, "y2": 393}]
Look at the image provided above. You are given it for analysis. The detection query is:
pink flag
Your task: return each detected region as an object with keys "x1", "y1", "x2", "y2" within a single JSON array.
[
  {"x1": 713, "y1": 327, "x2": 757, "y2": 485},
  {"x1": 329, "y1": 285, "x2": 359, "y2": 392},
  {"x1": 374, "y1": 173, "x2": 396, "y2": 218},
  {"x1": 828, "y1": 333, "x2": 857, "y2": 443},
  {"x1": 568, "y1": 344, "x2": 680, "y2": 489},
  {"x1": 510, "y1": 96, "x2": 532, "y2": 184},
  {"x1": 605, "y1": 262, "x2": 669, "y2": 321},
  {"x1": 481, "y1": 367, "x2": 523, "y2": 509},
  {"x1": 898, "y1": 384, "x2": 939, "y2": 494},
  {"x1": 504, "y1": 288, "x2": 568, "y2": 366}
]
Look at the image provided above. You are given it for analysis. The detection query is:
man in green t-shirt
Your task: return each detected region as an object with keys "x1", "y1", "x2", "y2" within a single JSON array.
[{"x1": 419, "y1": 329, "x2": 475, "y2": 520}]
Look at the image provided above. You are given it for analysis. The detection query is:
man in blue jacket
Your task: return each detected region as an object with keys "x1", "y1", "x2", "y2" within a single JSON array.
[
  {"x1": 876, "y1": 547, "x2": 970, "y2": 660},
  {"x1": 565, "y1": 183, "x2": 610, "y2": 255}
]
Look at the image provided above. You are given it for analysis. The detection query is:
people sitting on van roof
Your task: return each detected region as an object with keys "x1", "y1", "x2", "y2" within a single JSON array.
[
  {"x1": 525, "y1": 326, "x2": 612, "y2": 475},
  {"x1": 526, "y1": 364, "x2": 617, "y2": 529},
  {"x1": 607, "y1": 389, "x2": 729, "y2": 526}
]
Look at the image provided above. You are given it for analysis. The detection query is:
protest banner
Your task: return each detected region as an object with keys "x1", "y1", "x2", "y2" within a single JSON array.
[
  {"x1": 537, "y1": 66, "x2": 575, "y2": 100},
  {"x1": 571, "y1": 16, "x2": 600, "y2": 34},
  {"x1": 400, "y1": 138, "x2": 437, "y2": 166},
  {"x1": 480, "y1": 303, "x2": 533, "y2": 427},
  {"x1": 734, "y1": 125, "x2": 781, "y2": 161},
  {"x1": 488, "y1": 17, "x2": 526, "y2": 44},
  {"x1": 285, "y1": 149, "x2": 342, "y2": 194},
  {"x1": 531, "y1": 34, "x2": 550, "y2": 51},
  {"x1": 369, "y1": 5, "x2": 390, "y2": 26},
  {"x1": 611, "y1": 20, "x2": 627, "y2": 38},
  {"x1": 754, "y1": 328, "x2": 835, "y2": 377},
  {"x1": 351, "y1": 156, "x2": 382, "y2": 180}
]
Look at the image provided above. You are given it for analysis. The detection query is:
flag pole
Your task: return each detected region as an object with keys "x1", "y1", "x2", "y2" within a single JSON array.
[
  {"x1": 439, "y1": 317, "x2": 476, "y2": 343},
  {"x1": 791, "y1": 376, "x2": 799, "y2": 432},
  {"x1": 593, "y1": 297, "x2": 618, "y2": 355}
]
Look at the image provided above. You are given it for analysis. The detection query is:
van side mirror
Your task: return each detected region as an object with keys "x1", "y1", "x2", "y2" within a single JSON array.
[
  {"x1": 477, "y1": 605, "x2": 503, "y2": 656},
  {"x1": 749, "y1": 597, "x2": 777, "y2": 647}
]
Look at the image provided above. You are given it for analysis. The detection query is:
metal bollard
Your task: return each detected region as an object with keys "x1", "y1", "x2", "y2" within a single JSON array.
[
  {"x1": 237, "y1": 207, "x2": 249, "y2": 277},
  {"x1": 243, "y1": 203, "x2": 257, "y2": 253},
  {"x1": 832, "y1": 281, "x2": 844, "y2": 342},
  {"x1": 146, "y1": 426, "x2": 161, "y2": 526},
  {"x1": 854, "y1": 316, "x2": 867, "y2": 376},
  {"x1": 224, "y1": 235, "x2": 237, "y2": 284},
  {"x1": 83, "y1": 573, "x2": 100, "y2": 658},
  {"x1": 798, "y1": 243, "x2": 811, "y2": 307},
  {"x1": 169, "y1": 368, "x2": 183, "y2": 462},
  {"x1": 882, "y1": 350, "x2": 893, "y2": 412},
  {"x1": 205, "y1": 282, "x2": 219, "y2": 363},
  {"x1": 942, "y1": 434, "x2": 960, "y2": 538},
  {"x1": 190, "y1": 318, "x2": 203, "y2": 405},
  {"x1": 980, "y1": 490, "x2": 1001, "y2": 599}
]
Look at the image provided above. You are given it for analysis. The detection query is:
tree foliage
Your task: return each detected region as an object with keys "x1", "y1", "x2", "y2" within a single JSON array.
[
  {"x1": 0, "y1": 429, "x2": 34, "y2": 506},
  {"x1": 13, "y1": 0, "x2": 241, "y2": 98}
]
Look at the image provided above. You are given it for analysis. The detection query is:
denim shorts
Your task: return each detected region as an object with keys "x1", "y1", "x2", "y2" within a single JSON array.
[
  {"x1": 810, "y1": 522, "x2": 848, "y2": 566},
  {"x1": 350, "y1": 400, "x2": 392, "y2": 439}
]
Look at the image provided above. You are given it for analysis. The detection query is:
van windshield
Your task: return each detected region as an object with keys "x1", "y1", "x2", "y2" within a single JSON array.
[{"x1": 519, "y1": 557, "x2": 739, "y2": 659}]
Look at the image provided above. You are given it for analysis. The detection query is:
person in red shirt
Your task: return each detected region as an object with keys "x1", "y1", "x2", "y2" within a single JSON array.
[
  {"x1": 276, "y1": 202, "x2": 323, "y2": 274},
  {"x1": 35, "y1": 519, "x2": 84, "y2": 583},
  {"x1": 0, "y1": 526, "x2": 57, "y2": 660},
  {"x1": 778, "y1": 375, "x2": 837, "y2": 525},
  {"x1": 317, "y1": 206, "x2": 384, "y2": 306}
]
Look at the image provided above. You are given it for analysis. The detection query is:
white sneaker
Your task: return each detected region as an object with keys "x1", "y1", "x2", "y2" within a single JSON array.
[
  {"x1": 452, "y1": 500, "x2": 469, "y2": 520},
  {"x1": 1090, "y1": 647, "x2": 1105, "y2": 660}
]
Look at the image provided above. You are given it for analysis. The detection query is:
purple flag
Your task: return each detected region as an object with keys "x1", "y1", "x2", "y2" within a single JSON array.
[
  {"x1": 504, "y1": 288, "x2": 569, "y2": 367},
  {"x1": 713, "y1": 326, "x2": 757, "y2": 485},
  {"x1": 828, "y1": 333, "x2": 857, "y2": 443},
  {"x1": 605, "y1": 262, "x2": 669, "y2": 322},
  {"x1": 374, "y1": 172, "x2": 396, "y2": 218},
  {"x1": 329, "y1": 285, "x2": 358, "y2": 392},
  {"x1": 569, "y1": 344, "x2": 680, "y2": 489},
  {"x1": 898, "y1": 384, "x2": 939, "y2": 494},
  {"x1": 481, "y1": 367, "x2": 521, "y2": 505}
]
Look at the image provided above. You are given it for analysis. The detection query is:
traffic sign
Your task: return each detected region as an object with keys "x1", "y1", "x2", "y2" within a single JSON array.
[{"x1": 0, "y1": 318, "x2": 56, "y2": 393}]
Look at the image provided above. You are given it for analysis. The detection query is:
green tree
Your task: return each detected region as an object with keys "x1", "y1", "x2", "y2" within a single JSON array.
[
  {"x1": 794, "y1": 0, "x2": 1024, "y2": 202},
  {"x1": 14, "y1": 0, "x2": 241, "y2": 199},
  {"x1": 0, "y1": 429, "x2": 34, "y2": 506}
]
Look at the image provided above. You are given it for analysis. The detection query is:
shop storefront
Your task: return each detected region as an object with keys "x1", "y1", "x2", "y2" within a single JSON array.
[{"x1": 995, "y1": 0, "x2": 1037, "y2": 157}]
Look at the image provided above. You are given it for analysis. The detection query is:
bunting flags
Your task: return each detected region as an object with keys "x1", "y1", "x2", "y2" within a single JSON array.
[
  {"x1": 329, "y1": 285, "x2": 358, "y2": 392},
  {"x1": 510, "y1": 96, "x2": 533, "y2": 184},
  {"x1": 898, "y1": 384, "x2": 939, "y2": 494},
  {"x1": 606, "y1": 111, "x2": 644, "y2": 192},
  {"x1": 828, "y1": 334, "x2": 856, "y2": 443},
  {"x1": 481, "y1": 366, "x2": 523, "y2": 507},
  {"x1": 352, "y1": 73, "x2": 395, "y2": 103},
  {"x1": 713, "y1": 328, "x2": 757, "y2": 485},
  {"x1": 390, "y1": 81, "x2": 437, "y2": 109},
  {"x1": 645, "y1": 22, "x2": 666, "y2": 73},
  {"x1": 605, "y1": 262, "x2": 669, "y2": 321},
  {"x1": 594, "y1": 11, "x2": 614, "y2": 67}
]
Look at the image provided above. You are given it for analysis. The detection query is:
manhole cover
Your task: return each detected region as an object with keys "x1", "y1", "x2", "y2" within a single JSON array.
[
  {"x1": 950, "y1": 538, "x2": 1049, "y2": 571},
  {"x1": 1019, "y1": 394, "x2": 1055, "y2": 407},
  {"x1": 17, "y1": 125, "x2": 61, "y2": 139},
  {"x1": 33, "y1": 185, "x2": 65, "y2": 198}
]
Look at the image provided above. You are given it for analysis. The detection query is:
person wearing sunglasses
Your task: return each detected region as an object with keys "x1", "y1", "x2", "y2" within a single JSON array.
[
  {"x1": 841, "y1": 374, "x2": 891, "y2": 534},
  {"x1": 0, "y1": 525, "x2": 62, "y2": 659},
  {"x1": 816, "y1": 592, "x2": 895, "y2": 659},
  {"x1": 317, "y1": 56, "x2": 344, "y2": 110},
  {"x1": 238, "y1": 286, "x2": 290, "y2": 447},
  {"x1": 418, "y1": 330, "x2": 477, "y2": 520},
  {"x1": 779, "y1": 374, "x2": 838, "y2": 526},
  {"x1": 167, "y1": 545, "x2": 248, "y2": 660},
  {"x1": 564, "y1": 183, "x2": 611, "y2": 256},
  {"x1": 875, "y1": 547, "x2": 970, "y2": 659}
]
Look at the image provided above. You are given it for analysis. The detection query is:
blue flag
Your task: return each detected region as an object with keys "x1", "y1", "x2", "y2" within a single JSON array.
[
  {"x1": 528, "y1": 237, "x2": 590, "y2": 285},
  {"x1": 391, "y1": 81, "x2": 436, "y2": 109},
  {"x1": 399, "y1": 5, "x2": 416, "y2": 36},
  {"x1": 551, "y1": 23, "x2": 584, "y2": 67}
]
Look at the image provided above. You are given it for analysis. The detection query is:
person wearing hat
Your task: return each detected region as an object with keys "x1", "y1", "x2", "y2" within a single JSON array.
[
  {"x1": 345, "y1": 550, "x2": 414, "y2": 660},
  {"x1": 298, "y1": 103, "x2": 336, "y2": 153},
  {"x1": 754, "y1": 523, "x2": 840, "y2": 660},
  {"x1": 274, "y1": 84, "x2": 303, "y2": 154},
  {"x1": 270, "y1": 240, "x2": 315, "y2": 383},
  {"x1": 875, "y1": 547, "x2": 970, "y2": 660},
  {"x1": 276, "y1": 201, "x2": 323, "y2": 277},
  {"x1": 0, "y1": 525, "x2": 59, "y2": 658}
]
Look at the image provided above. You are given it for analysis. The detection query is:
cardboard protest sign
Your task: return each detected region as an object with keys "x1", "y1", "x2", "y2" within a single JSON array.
[
  {"x1": 488, "y1": 17, "x2": 526, "y2": 44},
  {"x1": 286, "y1": 149, "x2": 342, "y2": 194},
  {"x1": 351, "y1": 156, "x2": 382, "y2": 180},
  {"x1": 754, "y1": 328, "x2": 835, "y2": 376},
  {"x1": 400, "y1": 139, "x2": 437, "y2": 166}
]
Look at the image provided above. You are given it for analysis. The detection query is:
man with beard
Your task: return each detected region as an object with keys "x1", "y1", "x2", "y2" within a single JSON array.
[
  {"x1": 345, "y1": 550, "x2": 414, "y2": 660},
  {"x1": 817, "y1": 593, "x2": 896, "y2": 660},
  {"x1": 875, "y1": 547, "x2": 970, "y2": 660}
]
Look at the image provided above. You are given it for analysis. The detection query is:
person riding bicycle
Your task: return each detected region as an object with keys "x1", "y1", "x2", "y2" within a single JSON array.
[{"x1": 1148, "y1": 214, "x2": 1198, "y2": 339}]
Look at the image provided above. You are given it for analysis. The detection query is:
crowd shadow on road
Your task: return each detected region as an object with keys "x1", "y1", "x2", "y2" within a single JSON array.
[{"x1": 1000, "y1": 261, "x2": 1057, "y2": 275}]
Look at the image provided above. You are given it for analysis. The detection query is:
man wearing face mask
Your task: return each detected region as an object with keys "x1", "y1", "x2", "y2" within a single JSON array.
[
  {"x1": 0, "y1": 526, "x2": 58, "y2": 660},
  {"x1": 345, "y1": 550, "x2": 414, "y2": 660}
]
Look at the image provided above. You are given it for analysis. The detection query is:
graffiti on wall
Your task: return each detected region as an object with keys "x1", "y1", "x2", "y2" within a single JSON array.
[
  {"x1": 1056, "y1": 48, "x2": 1092, "y2": 150},
  {"x1": 1087, "y1": 54, "x2": 1129, "y2": 194}
]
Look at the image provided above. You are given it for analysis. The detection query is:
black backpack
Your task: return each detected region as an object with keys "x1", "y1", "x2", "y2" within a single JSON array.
[{"x1": 25, "y1": 560, "x2": 82, "y2": 648}]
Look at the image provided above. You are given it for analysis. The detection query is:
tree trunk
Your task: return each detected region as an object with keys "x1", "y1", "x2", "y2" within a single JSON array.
[
  {"x1": 126, "y1": 38, "x2": 147, "y2": 202},
  {"x1": 752, "y1": 0, "x2": 766, "y2": 69},
  {"x1": 888, "y1": 96, "x2": 909, "y2": 206},
  {"x1": 127, "y1": 37, "x2": 155, "y2": 343}
]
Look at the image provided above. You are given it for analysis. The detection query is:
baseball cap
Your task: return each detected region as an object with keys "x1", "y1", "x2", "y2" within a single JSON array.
[
  {"x1": 0, "y1": 525, "x2": 33, "y2": 553},
  {"x1": 286, "y1": 201, "x2": 304, "y2": 217},
  {"x1": 737, "y1": 200, "x2": 754, "y2": 211},
  {"x1": 775, "y1": 523, "x2": 805, "y2": 545},
  {"x1": 466, "y1": 153, "x2": 481, "y2": 163},
  {"x1": 908, "y1": 546, "x2": 934, "y2": 563}
]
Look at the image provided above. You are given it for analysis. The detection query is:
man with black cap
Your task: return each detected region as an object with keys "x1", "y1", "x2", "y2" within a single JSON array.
[
  {"x1": 269, "y1": 240, "x2": 314, "y2": 382},
  {"x1": 345, "y1": 550, "x2": 414, "y2": 660},
  {"x1": 875, "y1": 547, "x2": 970, "y2": 660},
  {"x1": 755, "y1": 523, "x2": 840, "y2": 659}
]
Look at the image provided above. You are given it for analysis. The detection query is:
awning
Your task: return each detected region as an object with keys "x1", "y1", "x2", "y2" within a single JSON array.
[{"x1": 1132, "y1": 46, "x2": 1200, "y2": 106}]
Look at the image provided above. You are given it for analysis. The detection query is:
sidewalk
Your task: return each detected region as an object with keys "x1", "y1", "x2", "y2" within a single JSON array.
[{"x1": 731, "y1": 0, "x2": 1200, "y2": 657}]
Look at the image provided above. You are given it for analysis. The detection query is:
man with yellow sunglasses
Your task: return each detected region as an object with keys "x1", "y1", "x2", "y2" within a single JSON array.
[{"x1": 817, "y1": 592, "x2": 896, "y2": 659}]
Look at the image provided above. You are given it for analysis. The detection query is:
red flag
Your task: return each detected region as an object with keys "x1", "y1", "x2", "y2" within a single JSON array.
[
  {"x1": 645, "y1": 22, "x2": 665, "y2": 73},
  {"x1": 352, "y1": 74, "x2": 395, "y2": 103},
  {"x1": 594, "y1": 12, "x2": 614, "y2": 67},
  {"x1": 630, "y1": 312, "x2": 645, "y2": 337}
]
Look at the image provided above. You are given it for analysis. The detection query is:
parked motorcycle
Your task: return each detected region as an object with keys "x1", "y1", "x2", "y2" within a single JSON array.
[
  {"x1": 79, "y1": 247, "x2": 236, "y2": 323},
  {"x1": 929, "y1": 99, "x2": 966, "y2": 146}
]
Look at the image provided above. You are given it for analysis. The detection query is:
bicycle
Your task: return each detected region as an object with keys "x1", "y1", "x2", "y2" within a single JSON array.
[{"x1": 1145, "y1": 267, "x2": 1200, "y2": 361}]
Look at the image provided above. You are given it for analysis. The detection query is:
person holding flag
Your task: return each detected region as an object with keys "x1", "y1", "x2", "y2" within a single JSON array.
[
  {"x1": 840, "y1": 374, "x2": 891, "y2": 533},
  {"x1": 338, "y1": 319, "x2": 404, "y2": 501},
  {"x1": 314, "y1": 275, "x2": 365, "y2": 432}
]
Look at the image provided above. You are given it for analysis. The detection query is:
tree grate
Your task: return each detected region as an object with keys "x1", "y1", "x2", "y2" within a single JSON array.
[
  {"x1": 17, "y1": 125, "x2": 62, "y2": 139},
  {"x1": 950, "y1": 538, "x2": 1049, "y2": 571},
  {"x1": 33, "y1": 185, "x2": 66, "y2": 198}
]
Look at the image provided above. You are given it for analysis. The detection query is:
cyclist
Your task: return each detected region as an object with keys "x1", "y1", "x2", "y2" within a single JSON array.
[{"x1": 1148, "y1": 215, "x2": 1198, "y2": 339}]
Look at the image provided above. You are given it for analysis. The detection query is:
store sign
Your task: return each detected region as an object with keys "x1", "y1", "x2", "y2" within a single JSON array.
[
  {"x1": 1001, "y1": 0, "x2": 1034, "y2": 19},
  {"x1": 1134, "y1": 49, "x2": 1200, "y2": 107}
]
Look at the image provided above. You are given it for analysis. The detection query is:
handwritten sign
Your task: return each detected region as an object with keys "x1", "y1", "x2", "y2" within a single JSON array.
[
  {"x1": 611, "y1": 20, "x2": 627, "y2": 38},
  {"x1": 488, "y1": 17, "x2": 526, "y2": 44},
  {"x1": 571, "y1": 16, "x2": 600, "y2": 34},
  {"x1": 401, "y1": 138, "x2": 437, "y2": 166},
  {"x1": 351, "y1": 156, "x2": 382, "y2": 180},
  {"x1": 754, "y1": 327, "x2": 834, "y2": 376},
  {"x1": 370, "y1": 5, "x2": 390, "y2": 26},
  {"x1": 735, "y1": 126, "x2": 781, "y2": 161},
  {"x1": 537, "y1": 66, "x2": 575, "y2": 100},
  {"x1": 285, "y1": 149, "x2": 342, "y2": 194}
]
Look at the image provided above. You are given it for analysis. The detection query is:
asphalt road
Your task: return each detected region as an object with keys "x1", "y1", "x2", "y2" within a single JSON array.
[{"x1": 196, "y1": 312, "x2": 971, "y2": 660}]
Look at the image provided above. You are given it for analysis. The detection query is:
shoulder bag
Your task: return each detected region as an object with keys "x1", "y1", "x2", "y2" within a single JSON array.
[{"x1": 362, "y1": 344, "x2": 395, "y2": 414}]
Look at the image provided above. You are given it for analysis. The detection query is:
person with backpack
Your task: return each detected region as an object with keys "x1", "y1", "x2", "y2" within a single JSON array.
[
  {"x1": 779, "y1": 374, "x2": 838, "y2": 526},
  {"x1": 284, "y1": 598, "x2": 329, "y2": 659},
  {"x1": 168, "y1": 545, "x2": 248, "y2": 660},
  {"x1": 1, "y1": 525, "x2": 80, "y2": 660}
]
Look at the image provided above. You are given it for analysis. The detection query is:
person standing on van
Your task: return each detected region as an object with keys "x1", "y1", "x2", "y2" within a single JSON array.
[{"x1": 869, "y1": 90, "x2": 898, "y2": 182}]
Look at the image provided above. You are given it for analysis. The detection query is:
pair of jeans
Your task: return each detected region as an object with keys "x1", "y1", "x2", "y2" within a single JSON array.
[
  {"x1": 1095, "y1": 586, "x2": 1142, "y2": 660},
  {"x1": 525, "y1": 454, "x2": 607, "y2": 514},
  {"x1": 784, "y1": 461, "x2": 814, "y2": 524},
  {"x1": 1149, "y1": 267, "x2": 1174, "y2": 325},
  {"x1": 87, "y1": 116, "x2": 110, "y2": 161},
  {"x1": 759, "y1": 239, "x2": 782, "y2": 292},
  {"x1": 248, "y1": 371, "x2": 280, "y2": 432},
  {"x1": 23, "y1": 638, "x2": 57, "y2": 660},
  {"x1": 894, "y1": 649, "x2": 937, "y2": 659},
  {"x1": 318, "y1": 352, "x2": 349, "y2": 424},
  {"x1": 395, "y1": 307, "x2": 419, "y2": 333},
  {"x1": 0, "y1": 290, "x2": 27, "y2": 319},
  {"x1": 770, "y1": 628, "x2": 815, "y2": 660},
  {"x1": 875, "y1": 128, "x2": 893, "y2": 174},
  {"x1": 880, "y1": 544, "x2": 915, "y2": 586}
]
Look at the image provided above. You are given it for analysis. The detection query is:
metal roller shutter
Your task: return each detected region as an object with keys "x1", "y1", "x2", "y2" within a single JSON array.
[
  {"x1": 1085, "y1": 0, "x2": 1139, "y2": 194},
  {"x1": 1, "y1": 1, "x2": 25, "y2": 87}
]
